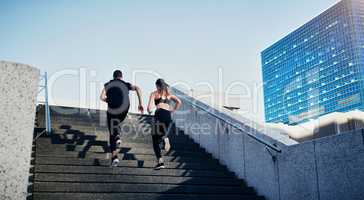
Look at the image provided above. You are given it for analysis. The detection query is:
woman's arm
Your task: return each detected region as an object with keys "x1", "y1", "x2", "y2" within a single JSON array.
[
  {"x1": 170, "y1": 95, "x2": 182, "y2": 113},
  {"x1": 147, "y1": 92, "x2": 155, "y2": 114}
]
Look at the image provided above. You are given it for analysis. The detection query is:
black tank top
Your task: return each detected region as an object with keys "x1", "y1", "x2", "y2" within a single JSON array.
[{"x1": 154, "y1": 97, "x2": 170, "y2": 106}]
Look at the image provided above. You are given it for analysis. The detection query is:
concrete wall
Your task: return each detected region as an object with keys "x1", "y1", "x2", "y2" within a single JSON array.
[
  {"x1": 172, "y1": 88, "x2": 364, "y2": 200},
  {"x1": 0, "y1": 61, "x2": 39, "y2": 200},
  {"x1": 277, "y1": 130, "x2": 364, "y2": 200}
]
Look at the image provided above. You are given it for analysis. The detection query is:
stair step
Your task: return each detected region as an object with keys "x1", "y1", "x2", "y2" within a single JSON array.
[
  {"x1": 36, "y1": 145, "x2": 209, "y2": 158},
  {"x1": 36, "y1": 141, "x2": 202, "y2": 154},
  {"x1": 46, "y1": 132, "x2": 191, "y2": 144},
  {"x1": 34, "y1": 182, "x2": 253, "y2": 194},
  {"x1": 36, "y1": 142, "x2": 204, "y2": 153},
  {"x1": 33, "y1": 193, "x2": 264, "y2": 200},
  {"x1": 51, "y1": 115, "x2": 152, "y2": 124},
  {"x1": 53, "y1": 114, "x2": 151, "y2": 120},
  {"x1": 51, "y1": 124, "x2": 186, "y2": 136},
  {"x1": 35, "y1": 152, "x2": 217, "y2": 163},
  {"x1": 36, "y1": 139, "x2": 202, "y2": 151},
  {"x1": 35, "y1": 157, "x2": 225, "y2": 170},
  {"x1": 120, "y1": 137, "x2": 193, "y2": 144},
  {"x1": 35, "y1": 173, "x2": 242, "y2": 186},
  {"x1": 35, "y1": 165, "x2": 234, "y2": 178}
]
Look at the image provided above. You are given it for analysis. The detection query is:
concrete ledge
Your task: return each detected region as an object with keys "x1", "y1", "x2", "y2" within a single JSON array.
[
  {"x1": 172, "y1": 88, "x2": 364, "y2": 200},
  {"x1": 0, "y1": 61, "x2": 39, "y2": 200}
]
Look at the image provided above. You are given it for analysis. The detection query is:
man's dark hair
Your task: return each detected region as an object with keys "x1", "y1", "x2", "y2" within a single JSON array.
[{"x1": 113, "y1": 70, "x2": 123, "y2": 79}]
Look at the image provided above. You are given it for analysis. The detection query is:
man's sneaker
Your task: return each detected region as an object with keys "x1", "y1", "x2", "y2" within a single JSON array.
[
  {"x1": 111, "y1": 158, "x2": 120, "y2": 167},
  {"x1": 116, "y1": 139, "x2": 122, "y2": 149},
  {"x1": 154, "y1": 163, "x2": 165, "y2": 170},
  {"x1": 164, "y1": 137, "x2": 171, "y2": 152}
]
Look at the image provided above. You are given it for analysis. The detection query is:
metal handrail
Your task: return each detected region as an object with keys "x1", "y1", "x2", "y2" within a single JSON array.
[
  {"x1": 38, "y1": 72, "x2": 52, "y2": 134},
  {"x1": 176, "y1": 91, "x2": 282, "y2": 153}
]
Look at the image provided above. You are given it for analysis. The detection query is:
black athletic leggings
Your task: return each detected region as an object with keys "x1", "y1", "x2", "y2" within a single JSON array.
[
  {"x1": 107, "y1": 110, "x2": 129, "y2": 152},
  {"x1": 152, "y1": 108, "x2": 172, "y2": 159}
]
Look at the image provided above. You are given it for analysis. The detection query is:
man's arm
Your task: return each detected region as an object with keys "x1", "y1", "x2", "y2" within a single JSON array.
[
  {"x1": 147, "y1": 92, "x2": 155, "y2": 115},
  {"x1": 131, "y1": 85, "x2": 144, "y2": 113},
  {"x1": 100, "y1": 88, "x2": 107, "y2": 102}
]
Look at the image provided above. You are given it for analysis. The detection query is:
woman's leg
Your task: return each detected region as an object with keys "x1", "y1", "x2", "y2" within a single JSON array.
[
  {"x1": 152, "y1": 110, "x2": 167, "y2": 169},
  {"x1": 152, "y1": 134, "x2": 163, "y2": 160},
  {"x1": 161, "y1": 110, "x2": 172, "y2": 152},
  {"x1": 152, "y1": 132, "x2": 165, "y2": 170}
]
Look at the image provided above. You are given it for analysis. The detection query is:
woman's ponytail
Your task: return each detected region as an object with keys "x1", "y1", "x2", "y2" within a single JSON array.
[{"x1": 156, "y1": 79, "x2": 170, "y2": 96}]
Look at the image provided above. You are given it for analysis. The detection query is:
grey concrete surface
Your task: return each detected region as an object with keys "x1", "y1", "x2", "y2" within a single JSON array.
[
  {"x1": 219, "y1": 126, "x2": 245, "y2": 178},
  {"x1": 172, "y1": 88, "x2": 364, "y2": 200},
  {"x1": 278, "y1": 142, "x2": 318, "y2": 200},
  {"x1": 244, "y1": 135, "x2": 280, "y2": 200},
  {"x1": 314, "y1": 131, "x2": 364, "y2": 200},
  {"x1": 0, "y1": 61, "x2": 39, "y2": 200}
]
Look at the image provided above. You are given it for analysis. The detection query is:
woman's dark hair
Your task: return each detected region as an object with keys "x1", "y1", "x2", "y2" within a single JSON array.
[
  {"x1": 113, "y1": 70, "x2": 123, "y2": 79},
  {"x1": 156, "y1": 78, "x2": 170, "y2": 96}
]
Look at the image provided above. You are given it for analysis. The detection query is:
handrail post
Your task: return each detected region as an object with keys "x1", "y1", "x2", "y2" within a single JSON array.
[
  {"x1": 44, "y1": 72, "x2": 52, "y2": 134},
  {"x1": 34, "y1": 71, "x2": 52, "y2": 140}
]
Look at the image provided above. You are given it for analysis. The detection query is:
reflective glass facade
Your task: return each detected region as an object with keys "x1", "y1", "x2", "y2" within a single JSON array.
[{"x1": 262, "y1": 0, "x2": 364, "y2": 124}]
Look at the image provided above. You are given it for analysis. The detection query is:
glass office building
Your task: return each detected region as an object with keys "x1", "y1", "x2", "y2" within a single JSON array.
[{"x1": 261, "y1": 0, "x2": 364, "y2": 124}]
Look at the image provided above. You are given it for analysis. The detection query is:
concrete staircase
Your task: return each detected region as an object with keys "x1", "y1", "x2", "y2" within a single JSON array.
[{"x1": 30, "y1": 107, "x2": 265, "y2": 200}]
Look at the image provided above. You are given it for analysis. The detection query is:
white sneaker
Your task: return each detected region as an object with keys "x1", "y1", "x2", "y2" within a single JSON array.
[
  {"x1": 116, "y1": 139, "x2": 122, "y2": 149},
  {"x1": 155, "y1": 158, "x2": 165, "y2": 170},
  {"x1": 164, "y1": 137, "x2": 171, "y2": 152},
  {"x1": 111, "y1": 158, "x2": 120, "y2": 167},
  {"x1": 154, "y1": 163, "x2": 165, "y2": 170}
]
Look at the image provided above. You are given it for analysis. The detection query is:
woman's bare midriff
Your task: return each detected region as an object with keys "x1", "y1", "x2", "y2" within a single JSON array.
[{"x1": 156, "y1": 103, "x2": 171, "y2": 111}]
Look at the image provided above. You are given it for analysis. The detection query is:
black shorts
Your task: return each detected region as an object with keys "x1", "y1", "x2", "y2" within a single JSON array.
[{"x1": 107, "y1": 106, "x2": 129, "y2": 135}]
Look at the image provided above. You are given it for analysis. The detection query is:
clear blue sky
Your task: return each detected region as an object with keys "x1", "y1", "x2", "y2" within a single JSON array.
[{"x1": 0, "y1": 0, "x2": 339, "y2": 121}]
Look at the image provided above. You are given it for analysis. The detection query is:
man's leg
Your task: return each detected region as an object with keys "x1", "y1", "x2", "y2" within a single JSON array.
[
  {"x1": 110, "y1": 109, "x2": 129, "y2": 161},
  {"x1": 107, "y1": 113, "x2": 120, "y2": 165},
  {"x1": 117, "y1": 109, "x2": 129, "y2": 138}
]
